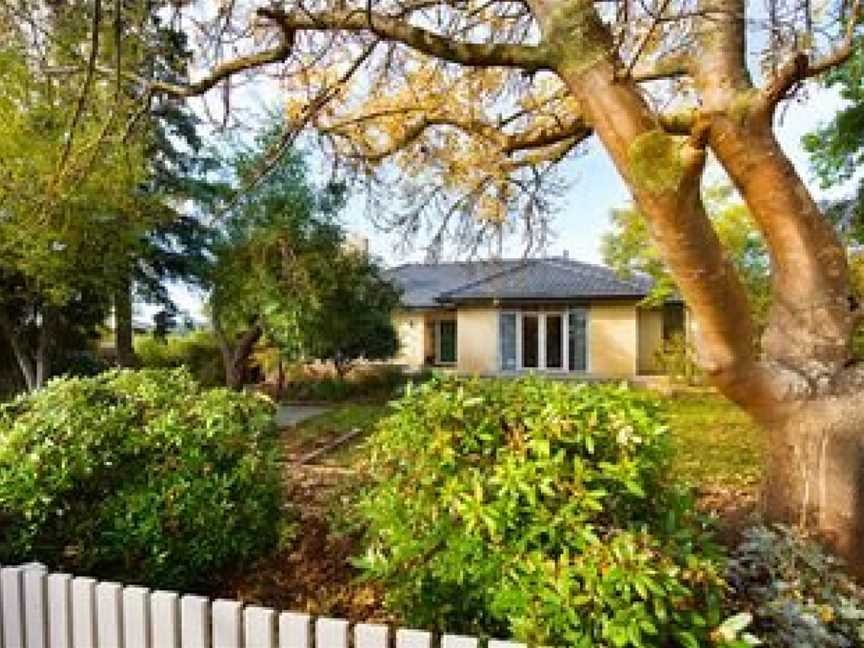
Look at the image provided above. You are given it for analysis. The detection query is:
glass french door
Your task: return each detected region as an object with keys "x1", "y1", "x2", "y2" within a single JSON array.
[
  {"x1": 521, "y1": 315, "x2": 539, "y2": 368},
  {"x1": 545, "y1": 314, "x2": 564, "y2": 369},
  {"x1": 499, "y1": 310, "x2": 587, "y2": 372},
  {"x1": 568, "y1": 308, "x2": 587, "y2": 372}
]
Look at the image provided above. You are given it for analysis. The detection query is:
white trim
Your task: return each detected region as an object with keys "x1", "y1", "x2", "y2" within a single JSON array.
[{"x1": 496, "y1": 307, "x2": 591, "y2": 374}]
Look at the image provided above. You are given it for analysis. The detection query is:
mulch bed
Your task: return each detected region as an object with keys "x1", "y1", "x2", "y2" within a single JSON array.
[{"x1": 213, "y1": 463, "x2": 390, "y2": 621}]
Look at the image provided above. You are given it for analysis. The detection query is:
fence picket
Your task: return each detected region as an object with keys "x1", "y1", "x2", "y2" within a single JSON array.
[
  {"x1": 243, "y1": 606, "x2": 275, "y2": 648},
  {"x1": 46, "y1": 573, "x2": 72, "y2": 648},
  {"x1": 180, "y1": 596, "x2": 209, "y2": 648},
  {"x1": 95, "y1": 582, "x2": 123, "y2": 648},
  {"x1": 277, "y1": 612, "x2": 310, "y2": 648},
  {"x1": 441, "y1": 635, "x2": 478, "y2": 648},
  {"x1": 70, "y1": 578, "x2": 96, "y2": 648},
  {"x1": 2, "y1": 567, "x2": 25, "y2": 648},
  {"x1": 8, "y1": 564, "x2": 524, "y2": 648},
  {"x1": 394, "y1": 629, "x2": 432, "y2": 648},
  {"x1": 123, "y1": 586, "x2": 150, "y2": 648},
  {"x1": 23, "y1": 566, "x2": 48, "y2": 648},
  {"x1": 314, "y1": 618, "x2": 348, "y2": 648},
  {"x1": 151, "y1": 592, "x2": 179, "y2": 648},
  {"x1": 212, "y1": 599, "x2": 242, "y2": 648},
  {"x1": 354, "y1": 623, "x2": 388, "y2": 648}
]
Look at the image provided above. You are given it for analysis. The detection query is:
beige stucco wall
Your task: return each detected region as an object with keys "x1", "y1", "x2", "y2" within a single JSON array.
[
  {"x1": 393, "y1": 310, "x2": 433, "y2": 370},
  {"x1": 456, "y1": 307, "x2": 498, "y2": 374},
  {"x1": 589, "y1": 302, "x2": 638, "y2": 376},
  {"x1": 637, "y1": 307, "x2": 664, "y2": 374}
]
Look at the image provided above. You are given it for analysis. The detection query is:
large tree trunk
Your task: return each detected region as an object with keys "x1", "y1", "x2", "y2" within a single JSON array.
[
  {"x1": 531, "y1": 0, "x2": 864, "y2": 573},
  {"x1": 114, "y1": 278, "x2": 136, "y2": 367},
  {"x1": 760, "y1": 401, "x2": 864, "y2": 569}
]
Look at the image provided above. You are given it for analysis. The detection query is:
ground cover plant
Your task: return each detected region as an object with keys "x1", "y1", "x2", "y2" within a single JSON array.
[
  {"x1": 0, "y1": 368, "x2": 283, "y2": 590},
  {"x1": 356, "y1": 377, "x2": 726, "y2": 647}
]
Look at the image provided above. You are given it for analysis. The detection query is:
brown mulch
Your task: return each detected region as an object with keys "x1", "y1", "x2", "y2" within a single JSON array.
[
  {"x1": 696, "y1": 483, "x2": 761, "y2": 548},
  {"x1": 212, "y1": 463, "x2": 390, "y2": 622}
]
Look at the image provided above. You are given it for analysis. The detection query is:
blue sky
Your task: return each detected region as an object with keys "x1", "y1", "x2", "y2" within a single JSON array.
[{"x1": 153, "y1": 84, "x2": 849, "y2": 322}]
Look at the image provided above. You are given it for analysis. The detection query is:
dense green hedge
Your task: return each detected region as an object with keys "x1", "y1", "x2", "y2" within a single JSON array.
[
  {"x1": 0, "y1": 368, "x2": 282, "y2": 589},
  {"x1": 357, "y1": 377, "x2": 724, "y2": 647},
  {"x1": 134, "y1": 331, "x2": 224, "y2": 387}
]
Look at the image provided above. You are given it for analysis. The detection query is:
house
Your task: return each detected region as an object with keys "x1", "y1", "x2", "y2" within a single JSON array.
[{"x1": 385, "y1": 257, "x2": 688, "y2": 378}]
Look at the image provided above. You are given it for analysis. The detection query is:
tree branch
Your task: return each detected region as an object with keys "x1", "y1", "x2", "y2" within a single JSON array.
[
  {"x1": 57, "y1": 0, "x2": 101, "y2": 174},
  {"x1": 103, "y1": 36, "x2": 295, "y2": 98},
  {"x1": 258, "y1": 6, "x2": 549, "y2": 71},
  {"x1": 763, "y1": 0, "x2": 861, "y2": 107}
]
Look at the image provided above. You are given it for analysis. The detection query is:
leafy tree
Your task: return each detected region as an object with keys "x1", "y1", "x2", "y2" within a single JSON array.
[
  {"x1": 30, "y1": 0, "x2": 864, "y2": 568},
  {"x1": 0, "y1": 30, "x2": 154, "y2": 389},
  {"x1": 804, "y1": 44, "x2": 864, "y2": 242},
  {"x1": 306, "y1": 250, "x2": 400, "y2": 379},
  {"x1": 602, "y1": 187, "x2": 771, "y2": 335},
  {"x1": 209, "y1": 136, "x2": 345, "y2": 389}
]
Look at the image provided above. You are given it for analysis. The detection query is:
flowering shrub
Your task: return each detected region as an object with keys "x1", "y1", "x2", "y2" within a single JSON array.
[
  {"x1": 357, "y1": 377, "x2": 725, "y2": 646},
  {"x1": 0, "y1": 368, "x2": 282, "y2": 589}
]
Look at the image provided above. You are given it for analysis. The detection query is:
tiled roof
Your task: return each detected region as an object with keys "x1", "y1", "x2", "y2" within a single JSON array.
[{"x1": 385, "y1": 258, "x2": 655, "y2": 308}]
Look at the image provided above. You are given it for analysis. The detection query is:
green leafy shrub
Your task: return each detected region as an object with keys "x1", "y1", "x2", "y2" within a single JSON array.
[
  {"x1": 357, "y1": 377, "x2": 724, "y2": 646},
  {"x1": 726, "y1": 524, "x2": 864, "y2": 647},
  {"x1": 0, "y1": 368, "x2": 282, "y2": 589},
  {"x1": 135, "y1": 331, "x2": 224, "y2": 387},
  {"x1": 654, "y1": 333, "x2": 701, "y2": 386}
]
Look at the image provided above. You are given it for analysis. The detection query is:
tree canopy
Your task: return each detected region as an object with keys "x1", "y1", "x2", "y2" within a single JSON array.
[{"x1": 209, "y1": 132, "x2": 398, "y2": 387}]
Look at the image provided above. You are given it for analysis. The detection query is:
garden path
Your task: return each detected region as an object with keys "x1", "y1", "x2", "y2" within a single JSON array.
[{"x1": 275, "y1": 404, "x2": 332, "y2": 428}]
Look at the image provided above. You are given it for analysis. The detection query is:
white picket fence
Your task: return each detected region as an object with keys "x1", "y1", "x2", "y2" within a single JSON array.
[{"x1": 0, "y1": 564, "x2": 524, "y2": 648}]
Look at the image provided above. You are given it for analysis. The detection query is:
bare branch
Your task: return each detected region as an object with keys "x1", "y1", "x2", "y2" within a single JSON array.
[
  {"x1": 764, "y1": 0, "x2": 861, "y2": 106},
  {"x1": 103, "y1": 36, "x2": 295, "y2": 98},
  {"x1": 57, "y1": 0, "x2": 101, "y2": 174},
  {"x1": 258, "y1": 6, "x2": 549, "y2": 71}
]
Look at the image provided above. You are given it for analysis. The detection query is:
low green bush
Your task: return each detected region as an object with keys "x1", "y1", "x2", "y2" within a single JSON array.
[
  {"x1": 284, "y1": 365, "x2": 424, "y2": 402},
  {"x1": 135, "y1": 331, "x2": 224, "y2": 387},
  {"x1": 0, "y1": 368, "x2": 282, "y2": 589},
  {"x1": 725, "y1": 524, "x2": 864, "y2": 647},
  {"x1": 356, "y1": 376, "x2": 725, "y2": 647}
]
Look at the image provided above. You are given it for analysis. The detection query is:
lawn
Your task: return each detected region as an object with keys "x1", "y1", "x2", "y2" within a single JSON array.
[
  {"x1": 280, "y1": 403, "x2": 389, "y2": 465},
  {"x1": 663, "y1": 390, "x2": 765, "y2": 491}
]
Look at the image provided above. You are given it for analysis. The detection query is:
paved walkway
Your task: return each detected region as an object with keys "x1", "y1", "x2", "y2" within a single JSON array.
[{"x1": 275, "y1": 404, "x2": 331, "y2": 428}]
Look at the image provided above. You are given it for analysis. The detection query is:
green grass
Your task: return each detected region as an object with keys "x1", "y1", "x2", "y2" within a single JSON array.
[
  {"x1": 288, "y1": 403, "x2": 390, "y2": 465},
  {"x1": 663, "y1": 391, "x2": 765, "y2": 491},
  {"x1": 290, "y1": 389, "x2": 766, "y2": 494}
]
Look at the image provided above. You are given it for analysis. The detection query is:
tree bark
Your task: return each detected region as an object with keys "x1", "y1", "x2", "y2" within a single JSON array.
[
  {"x1": 213, "y1": 311, "x2": 263, "y2": 391},
  {"x1": 114, "y1": 278, "x2": 136, "y2": 367},
  {"x1": 529, "y1": 0, "x2": 864, "y2": 573},
  {"x1": 0, "y1": 317, "x2": 37, "y2": 392},
  {"x1": 761, "y1": 400, "x2": 864, "y2": 569}
]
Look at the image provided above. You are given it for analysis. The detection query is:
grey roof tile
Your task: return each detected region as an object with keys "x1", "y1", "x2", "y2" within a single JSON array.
[{"x1": 385, "y1": 258, "x2": 655, "y2": 308}]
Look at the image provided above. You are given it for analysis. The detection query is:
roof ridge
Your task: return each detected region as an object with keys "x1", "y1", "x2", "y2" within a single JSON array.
[
  {"x1": 437, "y1": 258, "x2": 538, "y2": 300},
  {"x1": 542, "y1": 257, "x2": 650, "y2": 293}
]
